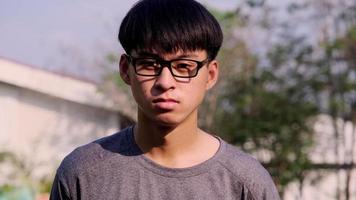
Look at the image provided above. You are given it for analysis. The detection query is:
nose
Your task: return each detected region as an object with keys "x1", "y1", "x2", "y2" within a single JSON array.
[{"x1": 154, "y1": 66, "x2": 176, "y2": 91}]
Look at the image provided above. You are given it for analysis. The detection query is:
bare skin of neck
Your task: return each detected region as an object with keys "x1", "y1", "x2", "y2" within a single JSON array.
[{"x1": 134, "y1": 109, "x2": 220, "y2": 168}]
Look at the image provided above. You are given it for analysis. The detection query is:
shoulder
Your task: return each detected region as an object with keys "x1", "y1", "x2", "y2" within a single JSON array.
[
  {"x1": 216, "y1": 140, "x2": 280, "y2": 200},
  {"x1": 56, "y1": 126, "x2": 136, "y2": 180},
  {"x1": 217, "y1": 142, "x2": 271, "y2": 182}
]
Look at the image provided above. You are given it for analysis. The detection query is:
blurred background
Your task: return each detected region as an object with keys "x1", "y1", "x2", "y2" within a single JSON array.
[{"x1": 0, "y1": 0, "x2": 355, "y2": 199}]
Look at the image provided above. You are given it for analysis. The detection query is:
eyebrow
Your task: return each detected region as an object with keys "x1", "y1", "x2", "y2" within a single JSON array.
[
  {"x1": 135, "y1": 51, "x2": 159, "y2": 57},
  {"x1": 175, "y1": 54, "x2": 200, "y2": 59},
  {"x1": 135, "y1": 51, "x2": 200, "y2": 59}
]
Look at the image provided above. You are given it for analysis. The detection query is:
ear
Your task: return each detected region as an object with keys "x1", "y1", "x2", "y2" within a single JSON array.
[
  {"x1": 119, "y1": 54, "x2": 131, "y2": 85},
  {"x1": 205, "y1": 60, "x2": 219, "y2": 90}
]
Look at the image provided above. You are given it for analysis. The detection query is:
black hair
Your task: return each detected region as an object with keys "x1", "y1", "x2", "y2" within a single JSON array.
[{"x1": 118, "y1": 0, "x2": 223, "y2": 60}]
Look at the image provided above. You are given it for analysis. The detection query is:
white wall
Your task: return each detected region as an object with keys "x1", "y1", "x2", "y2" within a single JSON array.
[
  {"x1": 0, "y1": 82, "x2": 120, "y2": 185},
  {"x1": 284, "y1": 115, "x2": 356, "y2": 200}
]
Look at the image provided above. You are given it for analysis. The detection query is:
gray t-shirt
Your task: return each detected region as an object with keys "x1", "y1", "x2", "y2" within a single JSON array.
[{"x1": 50, "y1": 126, "x2": 280, "y2": 200}]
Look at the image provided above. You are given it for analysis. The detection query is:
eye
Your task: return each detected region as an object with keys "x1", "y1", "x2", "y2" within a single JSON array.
[
  {"x1": 176, "y1": 63, "x2": 190, "y2": 68},
  {"x1": 136, "y1": 59, "x2": 158, "y2": 68},
  {"x1": 173, "y1": 60, "x2": 197, "y2": 70}
]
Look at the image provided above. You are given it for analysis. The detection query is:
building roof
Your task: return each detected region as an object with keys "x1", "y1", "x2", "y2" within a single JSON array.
[{"x1": 0, "y1": 58, "x2": 134, "y2": 119}]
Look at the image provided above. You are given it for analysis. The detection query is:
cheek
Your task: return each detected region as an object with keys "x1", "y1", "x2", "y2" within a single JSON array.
[
  {"x1": 130, "y1": 79, "x2": 152, "y2": 106},
  {"x1": 184, "y1": 81, "x2": 207, "y2": 107}
]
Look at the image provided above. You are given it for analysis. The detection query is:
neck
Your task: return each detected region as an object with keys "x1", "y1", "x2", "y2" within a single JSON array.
[
  {"x1": 133, "y1": 109, "x2": 220, "y2": 168},
  {"x1": 134, "y1": 110, "x2": 200, "y2": 155}
]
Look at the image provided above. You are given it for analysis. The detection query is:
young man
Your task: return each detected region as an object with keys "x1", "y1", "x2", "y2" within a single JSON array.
[{"x1": 50, "y1": 0, "x2": 280, "y2": 199}]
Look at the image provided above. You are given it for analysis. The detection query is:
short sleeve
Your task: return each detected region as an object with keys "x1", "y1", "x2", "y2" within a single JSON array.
[{"x1": 49, "y1": 173, "x2": 71, "y2": 200}]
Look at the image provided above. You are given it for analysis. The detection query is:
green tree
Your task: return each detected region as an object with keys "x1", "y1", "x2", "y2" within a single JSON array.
[
  {"x1": 310, "y1": 25, "x2": 356, "y2": 200},
  {"x1": 213, "y1": 39, "x2": 318, "y2": 195},
  {"x1": 199, "y1": 5, "x2": 319, "y2": 196},
  {"x1": 203, "y1": 1, "x2": 356, "y2": 198},
  {"x1": 289, "y1": 1, "x2": 356, "y2": 198}
]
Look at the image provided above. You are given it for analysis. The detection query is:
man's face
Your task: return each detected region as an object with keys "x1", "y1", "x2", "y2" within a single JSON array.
[{"x1": 120, "y1": 49, "x2": 219, "y2": 127}]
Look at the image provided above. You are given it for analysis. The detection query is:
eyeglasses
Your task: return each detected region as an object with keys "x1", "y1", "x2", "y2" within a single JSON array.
[{"x1": 125, "y1": 54, "x2": 209, "y2": 78}]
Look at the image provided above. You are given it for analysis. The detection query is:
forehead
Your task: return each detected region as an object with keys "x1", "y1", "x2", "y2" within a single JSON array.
[{"x1": 131, "y1": 49, "x2": 207, "y2": 60}]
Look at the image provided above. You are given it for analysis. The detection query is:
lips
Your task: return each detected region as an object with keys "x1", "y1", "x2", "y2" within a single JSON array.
[
  {"x1": 152, "y1": 98, "x2": 178, "y2": 103},
  {"x1": 152, "y1": 98, "x2": 179, "y2": 110}
]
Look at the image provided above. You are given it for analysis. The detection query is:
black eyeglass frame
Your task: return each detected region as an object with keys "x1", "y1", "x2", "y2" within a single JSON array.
[{"x1": 125, "y1": 54, "x2": 210, "y2": 78}]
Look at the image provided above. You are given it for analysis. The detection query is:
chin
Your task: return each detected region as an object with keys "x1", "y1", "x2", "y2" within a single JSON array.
[
  {"x1": 154, "y1": 118, "x2": 180, "y2": 127},
  {"x1": 153, "y1": 114, "x2": 184, "y2": 128}
]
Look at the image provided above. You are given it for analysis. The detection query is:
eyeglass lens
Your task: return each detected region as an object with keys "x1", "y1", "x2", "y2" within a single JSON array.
[{"x1": 134, "y1": 58, "x2": 199, "y2": 77}]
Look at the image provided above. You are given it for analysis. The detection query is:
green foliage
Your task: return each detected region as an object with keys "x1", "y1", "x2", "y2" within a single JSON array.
[
  {"x1": 246, "y1": 0, "x2": 265, "y2": 8},
  {"x1": 38, "y1": 178, "x2": 53, "y2": 194},
  {"x1": 207, "y1": 6, "x2": 320, "y2": 194},
  {"x1": 0, "y1": 185, "x2": 14, "y2": 195},
  {"x1": 0, "y1": 152, "x2": 16, "y2": 163},
  {"x1": 208, "y1": 4, "x2": 356, "y2": 195},
  {"x1": 99, "y1": 53, "x2": 132, "y2": 97},
  {"x1": 213, "y1": 65, "x2": 318, "y2": 189},
  {"x1": 0, "y1": 185, "x2": 35, "y2": 200},
  {"x1": 309, "y1": 25, "x2": 356, "y2": 119},
  {"x1": 105, "y1": 73, "x2": 128, "y2": 90},
  {"x1": 105, "y1": 53, "x2": 118, "y2": 64},
  {"x1": 0, "y1": 151, "x2": 53, "y2": 197},
  {"x1": 209, "y1": 8, "x2": 244, "y2": 33}
]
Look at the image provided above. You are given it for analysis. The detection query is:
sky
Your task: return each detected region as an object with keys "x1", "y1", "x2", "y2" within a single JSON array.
[{"x1": 0, "y1": 0, "x2": 241, "y2": 81}]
